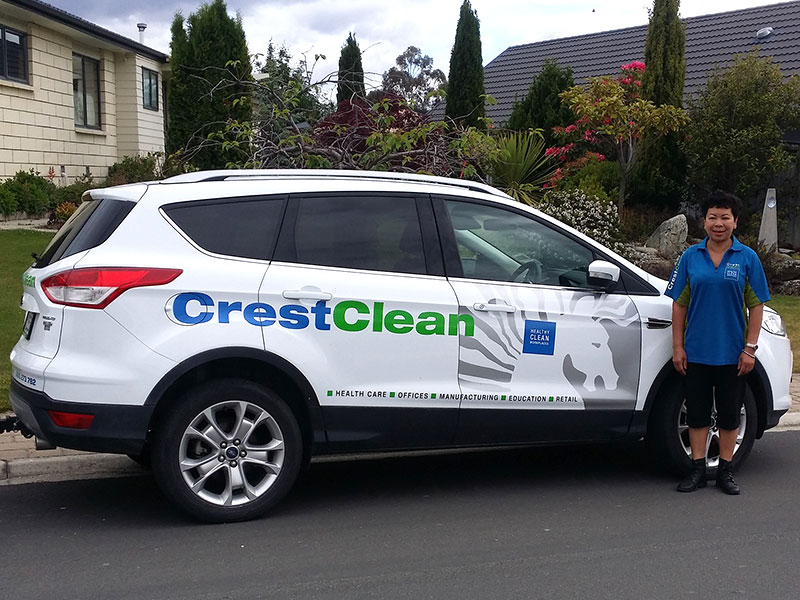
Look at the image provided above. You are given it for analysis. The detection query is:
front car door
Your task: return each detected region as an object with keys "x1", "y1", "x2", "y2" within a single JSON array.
[{"x1": 434, "y1": 196, "x2": 643, "y2": 445}]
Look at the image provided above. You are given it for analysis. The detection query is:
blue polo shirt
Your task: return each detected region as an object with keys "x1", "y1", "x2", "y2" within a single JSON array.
[{"x1": 665, "y1": 236, "x2": 770, "y2": 365}]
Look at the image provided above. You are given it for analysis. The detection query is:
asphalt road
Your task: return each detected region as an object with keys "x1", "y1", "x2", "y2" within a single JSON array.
[{"x1": 1, "y1": 432, "x2": 799, "y2": 600}]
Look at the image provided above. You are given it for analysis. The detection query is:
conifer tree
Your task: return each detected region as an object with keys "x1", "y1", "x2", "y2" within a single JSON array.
[
  {"x1": 633, "y1": 0, "x2": 687, "y2": 208},
  {"x1": 642, "y1": 0, "x2": 685, "y2": 106},
  {"x1": 507, "y1": 60, "x2": 574, "y2": 140},
  {"x1": 445, "y1": 0, "x2": 485, "y2": 127},
  {"x1": 166, "y1": 0, "x2": 252, "y2": 170},
  {"x1": 337, "y1": 33, "x2": 365, "y2": 104}
]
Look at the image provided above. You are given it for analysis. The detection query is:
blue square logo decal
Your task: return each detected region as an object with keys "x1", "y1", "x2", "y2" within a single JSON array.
[
  {"x1": 724, "y1": 262, "x2": 740, "y2": 281},
  {"x1": 523, "y1": 320, "x2": 556, "y2": 355}
]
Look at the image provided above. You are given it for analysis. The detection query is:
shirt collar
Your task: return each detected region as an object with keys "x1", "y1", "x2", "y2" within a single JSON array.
[{"x1": 698, "y1": 236, "x2": 744, "y2": 252}]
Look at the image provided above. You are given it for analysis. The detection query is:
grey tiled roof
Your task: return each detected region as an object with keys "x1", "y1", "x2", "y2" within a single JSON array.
[{"x1": 437, "y1": 0, "x2": 800, "y2": 124}]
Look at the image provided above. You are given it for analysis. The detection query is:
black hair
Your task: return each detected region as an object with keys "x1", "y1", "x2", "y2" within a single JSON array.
[{"x1": 702, "y1": 190, "x2": 742, "y2": 219}]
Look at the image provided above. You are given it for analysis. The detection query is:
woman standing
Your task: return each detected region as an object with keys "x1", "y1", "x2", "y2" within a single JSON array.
[{"x1": 665, "y1": 190, "x2": 770, "y2": 494}]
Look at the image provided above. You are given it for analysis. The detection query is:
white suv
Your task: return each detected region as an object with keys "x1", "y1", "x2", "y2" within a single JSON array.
[{"x1": 9, "y1": 170, "x2": 793, "y2": 521}]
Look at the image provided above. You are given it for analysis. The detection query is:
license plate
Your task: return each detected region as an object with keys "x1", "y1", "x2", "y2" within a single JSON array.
[{"x1": 22, "y1": 311, "x2": 36, "y2": 340}]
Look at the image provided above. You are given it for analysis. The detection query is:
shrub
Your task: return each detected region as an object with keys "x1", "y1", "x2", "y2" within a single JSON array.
[
  {"x1": 106, "y1": 154, "x2": 160, "y2": 186},
  {"x1": 535, "y1": 188, "x2": 623, "y2": 252},
  {"x1": 52, "y1": 174, "x2": 96, "y2": 207},
  {"x1": 560, "y1": 158, "x2": 620, "y2": 204},
  {"x1": 0, "y1": 184, "x2": 17, "y2": 216},
  {"x1": 3, "y1": 170, "x2": 56, "y2": 215},
  {"x1": 54, "y1": 201, "x2": 78, "y2": 223}
]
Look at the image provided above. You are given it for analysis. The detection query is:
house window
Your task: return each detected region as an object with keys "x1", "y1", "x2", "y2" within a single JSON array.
[
  {"x1": 142, "y1": 67, "x2": 159, "y2": 110},
  {"x1": 1, "y1": 25, "x2": 27, "y2": 83},
  {"x1": 73, "y1": 54, "x2": 100, "y2": 128}
]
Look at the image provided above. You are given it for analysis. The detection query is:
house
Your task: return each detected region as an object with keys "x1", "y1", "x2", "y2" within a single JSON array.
[
  {"x1": 0, "y1": 0, "x2": 168, "y2": 183},
  {"x1": 434, "y1": 0, "x2": 800, "y2": 129}
]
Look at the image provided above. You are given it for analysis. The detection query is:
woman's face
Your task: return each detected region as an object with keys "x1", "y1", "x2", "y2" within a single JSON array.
[{"x1": 704, "y1": 206, "x2": 738, "y2": 244}]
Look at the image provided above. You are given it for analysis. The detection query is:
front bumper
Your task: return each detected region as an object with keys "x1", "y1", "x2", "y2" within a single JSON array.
[{"x1": 9, "y1": 380, "x2": 153, "y2": 454}]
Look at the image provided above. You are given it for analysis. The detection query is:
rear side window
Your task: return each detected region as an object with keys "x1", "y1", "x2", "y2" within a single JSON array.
[
  {"x1": 164, "y1": 197, "x2": 286, "y2": 260},
  {"x1": 283, "y1": 195, "x2": 427, "y2": 275},
  {"x1": 34, "y1": 197, "x2": 134, "y2": 268}
]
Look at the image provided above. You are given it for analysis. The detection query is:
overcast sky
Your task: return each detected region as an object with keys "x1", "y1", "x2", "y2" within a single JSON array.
[{"x1": 53, "y1": 0, "x2": 785, "y2": 94}]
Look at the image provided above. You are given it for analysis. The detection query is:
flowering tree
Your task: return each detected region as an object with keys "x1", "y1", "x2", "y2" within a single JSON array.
[{"x1": 559, "y1": 62, "x2": 688, "y2": 209}]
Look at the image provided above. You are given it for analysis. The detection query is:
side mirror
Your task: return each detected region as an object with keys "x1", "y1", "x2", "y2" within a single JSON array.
[{"x1": 587, "y1": 260, "x2": 620, "y2": 291}]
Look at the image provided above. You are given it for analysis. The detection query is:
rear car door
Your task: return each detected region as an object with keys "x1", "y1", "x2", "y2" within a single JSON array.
[
  {"x1": 434, "y1": 196, "x2": 643, "y2": 445},
  {"x1": 259, "y1": 193, "x2": 462, "y2": 451}
]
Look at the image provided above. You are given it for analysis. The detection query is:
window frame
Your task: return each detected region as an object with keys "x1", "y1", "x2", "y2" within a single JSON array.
[
  {"x1": 142, "y1": 66, "x2": 159, "y2": 111},
  {"x1": 73, "y1": 53, "x2": 101, "y2": 129},
  {"x1": 0, "y1": 24, "x2": 28, "y2": 83}
]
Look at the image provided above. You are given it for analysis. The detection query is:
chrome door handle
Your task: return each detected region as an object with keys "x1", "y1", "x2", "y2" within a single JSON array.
[
  {"x1": 473, "y1": 302, "x2": 516, "y2": 313},
  {"x1": 282, "y1": 290, "x2": 333, "y2": 301}
]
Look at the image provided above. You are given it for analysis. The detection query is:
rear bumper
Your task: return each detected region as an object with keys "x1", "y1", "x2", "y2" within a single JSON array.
[{"x1": 9, "y1": 380, "x2": 152, "y2": 455}]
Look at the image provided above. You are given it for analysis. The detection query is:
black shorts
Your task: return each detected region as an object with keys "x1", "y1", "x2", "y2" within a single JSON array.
[{"x1": 684, "y1": 363, "x2": 747, "y2": 430}]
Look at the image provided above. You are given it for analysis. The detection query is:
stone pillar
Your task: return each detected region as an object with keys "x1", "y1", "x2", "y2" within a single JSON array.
[{"x1": 758, "y1": 188, "x2": 778, "y2": 252}]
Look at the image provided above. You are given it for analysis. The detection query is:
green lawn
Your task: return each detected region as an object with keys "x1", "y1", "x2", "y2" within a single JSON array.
[
  {"x1": 0, "y1": 229, "x2": 798, "y2": 414},
  {"x1": 1, "y1": 230, "x2": 54, "y2": 412}
]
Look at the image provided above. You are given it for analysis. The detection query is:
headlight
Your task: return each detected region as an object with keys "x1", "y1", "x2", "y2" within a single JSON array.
[{"x1": 762, "y1": 308, "x2": 787, "y2": 337}]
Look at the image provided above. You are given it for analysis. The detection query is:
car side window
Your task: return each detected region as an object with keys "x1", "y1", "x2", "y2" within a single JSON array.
[
  {"x1": 163, "y1": 197, "x2": 285, "y2": 260},
  {"x1": 292, "y1": 195, "x2": 427, "y2": 275},
  {"x1": 444, "y1": 200, "x2": 594, "y2": 287}
]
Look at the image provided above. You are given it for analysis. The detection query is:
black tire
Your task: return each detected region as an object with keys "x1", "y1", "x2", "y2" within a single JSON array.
[
  {"x1": 646, "y1": 376, "x2": 757, "y2": 478},
  {"x1": 151, "y1": 378, "x2": 303, "y2": 523}
]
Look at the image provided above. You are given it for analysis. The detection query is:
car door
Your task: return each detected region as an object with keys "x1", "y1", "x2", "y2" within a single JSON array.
[
  {"x1": 260, "y1": 193, "x2": 462, "y2": 451},
  {"x1": 434, "y1": 196, "x2": 643, "y2": 445}
]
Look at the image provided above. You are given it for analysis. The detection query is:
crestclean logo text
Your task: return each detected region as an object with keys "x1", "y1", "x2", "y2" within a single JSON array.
[{"x1": 165, "y1": 293, "x2": 475, "y2": 337}]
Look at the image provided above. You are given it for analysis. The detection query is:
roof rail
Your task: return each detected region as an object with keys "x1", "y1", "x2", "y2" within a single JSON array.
[{"x1": 159, "y1": 169, "x2": 510, "y2": 199}]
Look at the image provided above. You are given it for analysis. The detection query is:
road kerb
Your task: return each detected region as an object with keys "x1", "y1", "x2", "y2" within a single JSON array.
[{"x1": 0, "y1": 453, "x2": 144, "y2": 486}]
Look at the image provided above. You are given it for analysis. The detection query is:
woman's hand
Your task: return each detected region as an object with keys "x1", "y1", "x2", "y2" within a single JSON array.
[
  {"x1": 673, "y1": 347, "x2": 687, "y2": 375},
  {"x1": 738, "y1": 350, "x2": 756, "y2": 376}
]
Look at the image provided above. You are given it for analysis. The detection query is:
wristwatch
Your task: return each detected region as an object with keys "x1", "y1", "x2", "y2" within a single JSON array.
[{"x1": 746, "y1": 343, "x2": 758, "y2": 351}]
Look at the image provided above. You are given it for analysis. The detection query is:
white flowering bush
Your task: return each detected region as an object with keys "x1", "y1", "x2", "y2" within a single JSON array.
[{"x1": 535, "y1": 189, "x2": 623, "y2": 253}]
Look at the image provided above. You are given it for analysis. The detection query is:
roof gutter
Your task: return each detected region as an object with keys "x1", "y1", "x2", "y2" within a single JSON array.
[{"x1": 2, "y1": 0, "x2": 168, "y2": 62}]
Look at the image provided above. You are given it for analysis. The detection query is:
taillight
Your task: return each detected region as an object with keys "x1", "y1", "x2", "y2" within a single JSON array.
[
  {"x1": 41, "y1": 267, "x2": 182, "y2": 309},
  {"x1": 48, "y1": 410, "x2": 94, "y2": 429}
]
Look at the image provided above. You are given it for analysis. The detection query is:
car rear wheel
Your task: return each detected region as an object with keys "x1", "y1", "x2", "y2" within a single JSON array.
[
  {"x1": 647, "y1": 377, "x2": 757, "y2": 478},
  {"x1": 152, "y1": 378, "x2": 302, "y2": 523}
]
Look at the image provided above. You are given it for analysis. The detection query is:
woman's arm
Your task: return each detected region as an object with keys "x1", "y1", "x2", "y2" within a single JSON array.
[
  {"x1": 672, "y1": 301, "x2": 688, "y2": 375},
  {"x1": 738, "y1": 303, "x2": 764, "y2": 376}
]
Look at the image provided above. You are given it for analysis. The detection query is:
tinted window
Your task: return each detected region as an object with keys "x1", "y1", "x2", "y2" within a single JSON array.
[
  {"x1": 292, "y1": 195, "x2": 426, "y2": 274},
  {"x1": 164, "y1": 197, "x2": 285, "y2": 260},
  {"x1": 35, "y1": 197, "x2": 134, "y2": 268},
  {"x1": 444, "y1": 200, "x2": 594, "y2": 287}
]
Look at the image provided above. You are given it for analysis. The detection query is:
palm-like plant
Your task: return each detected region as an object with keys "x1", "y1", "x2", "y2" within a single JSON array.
[{"x1": 491, "y1": 130, "x2": 557, "y2": 205}]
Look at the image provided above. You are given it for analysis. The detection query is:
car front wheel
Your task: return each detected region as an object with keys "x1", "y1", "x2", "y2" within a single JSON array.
[
  {"x1": 647, "y1": 377, "x2": 757, "y2": 478},
  {"x1": 152, "y1": 378, "x2": 303, "y2": 523}
]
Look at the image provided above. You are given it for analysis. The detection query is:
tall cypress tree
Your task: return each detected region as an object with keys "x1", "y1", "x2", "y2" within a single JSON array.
[
  {"x1": 445, "y1": 0, "x2": 485, "y2": 128},
  {"x1": 337, "y1": 33, "x2": 365, "y2": 104},
  {"x1": 633, "y1": 0, "x2": 687, "y2": 208},
  {"x1": 166, "y1": 0, "x2": 252, "y2": 170},
  {"x1": 642, "y1": 0, "x2": 685, "y2": 106}
]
